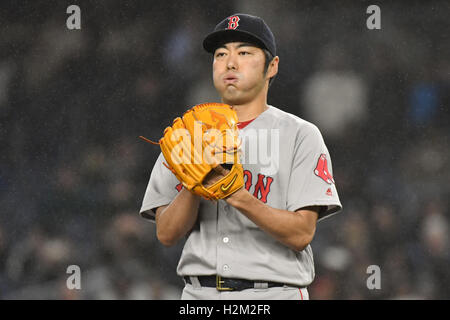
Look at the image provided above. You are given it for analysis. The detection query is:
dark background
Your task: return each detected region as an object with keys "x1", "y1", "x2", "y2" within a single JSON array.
[{"x1": 0, "y1": 0, "x2": 448, "y2": 299}]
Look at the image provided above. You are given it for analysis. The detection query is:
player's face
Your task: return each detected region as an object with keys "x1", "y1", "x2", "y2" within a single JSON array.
[{"x1": 212, "y1": 42, "x2": 268, "y2": 105}]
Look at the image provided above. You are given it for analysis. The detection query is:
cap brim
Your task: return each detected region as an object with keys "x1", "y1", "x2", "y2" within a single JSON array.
[{"x1": 203, "y1": 29, "x2": 267, "y2": 54}]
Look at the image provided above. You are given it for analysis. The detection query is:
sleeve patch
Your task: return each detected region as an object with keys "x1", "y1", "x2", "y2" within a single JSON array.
[{"x1": 314, "y1": 154, "x2": 335, "y2": 185}]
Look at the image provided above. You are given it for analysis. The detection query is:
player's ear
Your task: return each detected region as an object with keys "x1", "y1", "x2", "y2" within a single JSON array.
[{"x1": 267, "y1": 56, "x2": 279, "y2": 79}]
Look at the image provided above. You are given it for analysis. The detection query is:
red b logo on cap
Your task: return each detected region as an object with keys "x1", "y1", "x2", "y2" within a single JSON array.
[{"x1": 227, "y1": 16, "x2": 240, "y2": 30}]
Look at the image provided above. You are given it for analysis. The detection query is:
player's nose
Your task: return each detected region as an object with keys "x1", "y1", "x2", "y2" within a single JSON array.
[{"x1": 226, "y1": 52, "x2": 238, "y2": 70}]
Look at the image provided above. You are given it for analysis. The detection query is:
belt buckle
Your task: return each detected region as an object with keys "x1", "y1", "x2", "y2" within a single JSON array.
[{"x1": 216, "y1": 275, "x2": 233, "y2": 291}]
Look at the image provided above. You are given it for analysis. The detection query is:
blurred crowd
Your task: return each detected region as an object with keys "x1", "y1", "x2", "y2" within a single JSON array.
[{"x1": 0, "y1": 1, "x2": 449, "y2": 299}]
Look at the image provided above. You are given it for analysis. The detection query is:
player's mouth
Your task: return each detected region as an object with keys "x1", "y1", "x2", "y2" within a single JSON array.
[{"x1": 223, "y1": 73, "x2": 239, "y2": 84}]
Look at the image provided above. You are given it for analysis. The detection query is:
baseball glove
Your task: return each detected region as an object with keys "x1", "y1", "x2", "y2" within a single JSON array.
[{"x1": 141, "y1": 103, "x2": 244, "y2": 200}]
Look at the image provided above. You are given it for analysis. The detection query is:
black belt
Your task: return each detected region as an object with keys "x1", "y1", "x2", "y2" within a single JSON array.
[{"x1": 184, "y1": 275, "x2": 300, "y2": 292}]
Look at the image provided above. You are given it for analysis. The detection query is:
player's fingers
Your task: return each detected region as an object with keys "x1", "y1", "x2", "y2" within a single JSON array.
[{"x1": 213, "y1": 164, "x2": 229, "y2": 176}]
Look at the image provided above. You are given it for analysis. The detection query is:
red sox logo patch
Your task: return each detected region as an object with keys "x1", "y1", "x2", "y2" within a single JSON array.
[
  {"x1": 227, "y1": 16, "x2": 240, "y2": 30},
  {"x1": 314, "y1": 154, "x2": 335, "y2": 185}
]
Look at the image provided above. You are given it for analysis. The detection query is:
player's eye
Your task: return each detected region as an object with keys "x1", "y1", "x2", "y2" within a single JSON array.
[
  {"x1": 239, "y1": 51, "x2": 250, "y2": 55},
  {"x1": 215, "y1": 52, "x2": 226, "y2": 58}
]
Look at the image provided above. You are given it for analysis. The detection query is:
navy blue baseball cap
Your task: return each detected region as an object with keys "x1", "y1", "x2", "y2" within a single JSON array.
[{"x1": 203, "y1": 13, "x2": 276, "y2": 57}]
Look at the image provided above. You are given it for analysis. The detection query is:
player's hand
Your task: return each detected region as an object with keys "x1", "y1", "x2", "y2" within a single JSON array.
[{"x1": 203, "y1": 164, "x2": 230, "y2": 188}]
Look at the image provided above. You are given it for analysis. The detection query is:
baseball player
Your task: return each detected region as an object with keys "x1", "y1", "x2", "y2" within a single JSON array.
[{"x1": 140, "y1": 13, "x2": 342, "y2": 300}]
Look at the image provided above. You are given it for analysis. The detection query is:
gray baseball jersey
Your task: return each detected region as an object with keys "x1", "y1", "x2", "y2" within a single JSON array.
[{"x1": 140, "y1": 105, "x2": 342, "y2": 287}]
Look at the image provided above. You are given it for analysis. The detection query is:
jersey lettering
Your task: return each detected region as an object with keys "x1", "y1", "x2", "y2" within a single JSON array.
[
  {"x1": 243, "y1": 170, "x2": 252, "y2": 191},
  {"x1": 253, "y1": 173, "x2": 274, "y2": 203}
]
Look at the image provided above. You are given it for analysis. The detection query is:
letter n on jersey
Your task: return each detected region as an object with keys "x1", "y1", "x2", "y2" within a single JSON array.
[{"x1": 244, "y1": 171, "x2": 273, "y2": 203}]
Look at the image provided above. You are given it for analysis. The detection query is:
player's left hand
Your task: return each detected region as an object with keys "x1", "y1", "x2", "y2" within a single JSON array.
[{"x1": 203, "y1": 164, "x2": 231, "y2": 188}]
